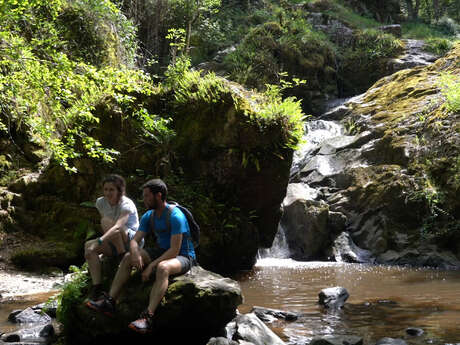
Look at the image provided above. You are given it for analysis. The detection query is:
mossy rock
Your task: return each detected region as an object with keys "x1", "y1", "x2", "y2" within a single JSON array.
[{"x1": 60, "y1": 266, "x2": 242, "y2": 344}]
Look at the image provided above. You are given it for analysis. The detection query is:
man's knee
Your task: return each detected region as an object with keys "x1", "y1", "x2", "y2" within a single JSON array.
[
  {"x1": 156, "y1": 260, "x2": 181, "y2": 278},
  {"x1": 119, "y1": 252, "x2": 132, "y2": 268}
]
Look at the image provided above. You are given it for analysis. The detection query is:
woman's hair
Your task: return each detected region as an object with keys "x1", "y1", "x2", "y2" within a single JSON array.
[{"x1": 102, "y1": 174, "x2": 126, "y2": 200}]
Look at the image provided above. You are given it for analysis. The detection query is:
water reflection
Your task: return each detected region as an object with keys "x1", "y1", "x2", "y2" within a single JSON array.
[{"x1": 237, "y1": 260, "x2": 460, "y2": 344}]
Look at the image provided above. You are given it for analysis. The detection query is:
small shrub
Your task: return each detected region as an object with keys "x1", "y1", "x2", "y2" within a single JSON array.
[
  {"x1": 424, "y1": 37, "x2": 453, "y2": 56},
  {"x1": 434, "y1": 16, "x2": 460, "y2": 36},
  {"x1": 56, "y1": 264, "x2": 89, "y2": 325},
  {"x1": 440, "y1": 73, "x2": 460, "y2": 113}
]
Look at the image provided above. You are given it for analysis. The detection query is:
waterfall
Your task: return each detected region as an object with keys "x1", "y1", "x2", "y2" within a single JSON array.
[
  {"x1": 257, "y1": 224, "x2": 290, "y2": 259},
  {"x1": 257, "y1": 101, "x2": 349, "y2": 264}
]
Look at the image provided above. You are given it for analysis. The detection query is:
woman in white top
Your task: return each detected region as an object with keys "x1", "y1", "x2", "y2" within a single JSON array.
[{"x1": 84, "y1": 174, "x2": 139, "y2": 299}]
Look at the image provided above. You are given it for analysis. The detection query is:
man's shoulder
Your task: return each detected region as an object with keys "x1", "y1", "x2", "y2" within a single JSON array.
[{"x1": 169, "y1": 204, "x2": 185, "y2": 219}]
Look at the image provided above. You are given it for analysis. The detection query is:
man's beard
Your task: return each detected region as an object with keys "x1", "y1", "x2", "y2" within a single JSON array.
[{"x1": 148, "y1": 199, "x2": 158, "y2": 210}]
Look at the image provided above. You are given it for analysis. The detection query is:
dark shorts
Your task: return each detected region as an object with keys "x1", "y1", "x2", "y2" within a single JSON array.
[{"x1": 145, "y1": 247, "x2": 195, "y2": 276}]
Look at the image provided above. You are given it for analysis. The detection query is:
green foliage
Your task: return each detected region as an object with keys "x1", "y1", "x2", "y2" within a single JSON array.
[
  {"x1": 56, "y1": 264, "x2": 89, "y2": 325},
  {"x1": 58, "y1": 0, "x2": 137, "y2": 66},
  {"x1": 322, "y1": 1, "x2": 381, "y2": 29},
  {"x1": 401, "y1": 20, "x2": 458, "y2": 39},
  {"x1": 350, "y1": 29, "x2": 403, "y2": 60},
  {"x1": 440, "y1": 73, "x2": 460, "y2": 113},
  {"x1": 0, "y1": 0, "x2": 174, "y2": 172},
  {"x1": 225, "y1": 14, "x2": 335, "y2": 91},
  {"x1": 424, "y1": 37, "x2": 454, "y2": 55}
]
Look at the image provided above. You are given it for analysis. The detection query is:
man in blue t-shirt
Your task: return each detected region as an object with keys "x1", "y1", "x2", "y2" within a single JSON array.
[{"x1": 87, "y1": 179, "x2": 196, "y2": 333}]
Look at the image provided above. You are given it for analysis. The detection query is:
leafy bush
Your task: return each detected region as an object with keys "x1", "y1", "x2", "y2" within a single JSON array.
[
  {"x1": 0, "y1": 0, "x2": 171, "y2": 172},
  {"x1": 402, "y1": 20, "x2": 451, "y2": 39},
  {"x1": 56, "y1": 264, "x2": 89, "y2": 325},
  {"x1": 424, "y1": 37, "x2": 453, "y2": 56},
  {"x1": 434, "y1": 16, "x2": 460, "y2": 36},
  {"x1": 350, "y1": 29, "x2": 403, "y2": 60}
]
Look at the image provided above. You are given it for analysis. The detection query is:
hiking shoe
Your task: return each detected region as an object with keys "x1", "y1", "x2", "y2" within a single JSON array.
[
  {"x1": 88, "y1": 284, "x2": 104, "y2": 300},
  {"x1": 128, "y1": 310, "x2": 154, "y2": 334},
  {"x1": 86, "y1": 292, "x2": 116, "y2": 317}
]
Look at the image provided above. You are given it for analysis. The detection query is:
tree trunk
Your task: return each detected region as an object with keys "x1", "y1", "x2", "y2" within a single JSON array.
[
  {"x1": 185, "y1": 20, "x2": 192, "y2": 55},
  {"x1": 404, "y1": 0, "x2": 418, "y2": 20},
  {"x1": 432, "y1": 0, "x2": 440, "y2": 20}
]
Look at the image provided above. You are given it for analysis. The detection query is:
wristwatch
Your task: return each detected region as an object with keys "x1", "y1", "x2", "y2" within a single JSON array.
[{"x1": 97, "y1": 237, "x2": 103, "y2": 245}]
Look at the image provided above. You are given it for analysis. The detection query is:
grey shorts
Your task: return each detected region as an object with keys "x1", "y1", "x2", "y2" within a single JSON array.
[
  {"x1": 145, "y1": 247, "x2": 195, "y2": 276},
  {"x1": 109, "y1": 228, "x2": 144, "y2": 257}
]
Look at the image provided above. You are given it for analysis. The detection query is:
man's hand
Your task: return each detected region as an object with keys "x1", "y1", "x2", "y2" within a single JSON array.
[
  {"x1": 141, "y1": 262, "x2": 155, "y2": 282},
  {"x1": 131, "y1": 253, "x2": 144, "y2": 270}
]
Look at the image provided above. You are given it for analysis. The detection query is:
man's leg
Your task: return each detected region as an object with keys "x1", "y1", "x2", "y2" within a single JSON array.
[
  {"x1": 128, "y1": 258, "x2": 185, "y2": 333},
  {"x1": 147, "y1": 258, "x2": 184, "y2": 314},
  {"x1": 109, "y1": 249, "x2": 151, "y2": 299}
]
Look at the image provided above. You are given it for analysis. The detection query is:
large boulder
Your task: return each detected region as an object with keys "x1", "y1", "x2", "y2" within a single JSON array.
[
  {"x1": 6, "y1": 74, "x2": 299, "y2": 274},
  {"x1": 60, "y1": 266, "x2": 243, "y2": 344}
]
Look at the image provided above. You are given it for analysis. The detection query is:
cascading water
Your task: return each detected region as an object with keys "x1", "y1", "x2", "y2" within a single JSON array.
[{"x1": 257, "y1": 114, "x2": 347, "y2": 264}]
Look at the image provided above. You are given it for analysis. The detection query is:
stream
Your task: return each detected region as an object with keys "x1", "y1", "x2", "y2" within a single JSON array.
[{"x1": 237, "y1": 257, "x2": 460, "y2": 345}]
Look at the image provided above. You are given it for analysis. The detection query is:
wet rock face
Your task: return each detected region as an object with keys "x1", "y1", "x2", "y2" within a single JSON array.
[
  {"x1": 282, "y1": 44, "x2": 460, "y2": 268},
  {"x1": 332, "y1": 232, "x2": 375, "y2": 263}
]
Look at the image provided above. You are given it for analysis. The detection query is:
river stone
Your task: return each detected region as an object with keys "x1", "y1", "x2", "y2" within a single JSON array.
[
  {"x1": 63, "y1": 266, "x2": 242, "y2": 343},
  {"x1": 405, "y1": 328, "x2": 424, "y2": 337},
  {"x1": 224, "y1": 313, "x2": 285, "y2": 345},
  {"x1": 332, "y1": 232, "x2": 375, "y2": 264},
  {"x1": 310, "y1": 335, "x2": 363, "y2": 345},
  {"x1": 0, "y1": 323, "x2": 54, "y2": 344},
  {"x1": 318, "y1": 287, "x2": 349, "y2": 309},
  {"x1": 251, "y1": 306, "x2": 298, "y2": 322},
  {"x1": 375, "y1": 338, "x2": 407, "y2": 345},
  {"x1": 207, "y1": 337, "x2": 240, "y2": 345},
  {"x1": 8, "y1": 307, "x2": 51, "y2": 324}
]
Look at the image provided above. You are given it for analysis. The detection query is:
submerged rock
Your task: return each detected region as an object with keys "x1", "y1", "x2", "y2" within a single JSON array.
[
  {"x1": 224, "y1": 313, "x2": 286, "y2": 345},
  {"x1": 251, "y1": 306, "x2": 298, "y2": 322},
  {"x1": 405, "y1": 327, "x2": 424, "y2": 337},
  {"x1": 310, "y1": 335, "x2": 363, "y2": 345},
  {"x1": 376, "y1": 338, "x2": 407, "y2": 345},
  {"x1": 8, "y1": 307, "x2": 51, "y2": 324},
  {"x1": 0, "y1": 323, "x2": 54, "y2": 344},
  {"x1": 318, "y1": 287, "x2": 349, "y2": 309},
  {"x1": 61, "y1": 266, "x2": 242, "y2": 344}
]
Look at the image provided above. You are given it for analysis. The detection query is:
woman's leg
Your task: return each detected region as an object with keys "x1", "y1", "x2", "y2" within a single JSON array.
[
  {"x1": 84, "y1": 238, "x2": 113, "y2": 285},
  {"x1": 100, "y1": 217, "x2": 128, "y2": 256}
]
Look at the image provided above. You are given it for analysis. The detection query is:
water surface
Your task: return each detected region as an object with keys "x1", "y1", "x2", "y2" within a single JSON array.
[{"x1": 237, "y1": 259, "x2": 460, "y2": 344}]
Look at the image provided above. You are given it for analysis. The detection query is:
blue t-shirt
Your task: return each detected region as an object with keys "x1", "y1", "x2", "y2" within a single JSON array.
[{"x1": 139, "y1": 204, "x2": 196, "y2": 259}]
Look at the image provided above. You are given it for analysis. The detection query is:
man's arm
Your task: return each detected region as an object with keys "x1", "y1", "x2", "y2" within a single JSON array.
[{"x1": 130, "y1": 230, "x2": 147, "y2": 269}]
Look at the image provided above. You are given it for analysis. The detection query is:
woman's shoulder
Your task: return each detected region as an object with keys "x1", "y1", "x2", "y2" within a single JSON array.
[
  {"x1": 95, "y1": 196, "x2": 106, "y2": 207},
  {"x1": 120, "y1": 195, "x2": 137, "y2": 210}
]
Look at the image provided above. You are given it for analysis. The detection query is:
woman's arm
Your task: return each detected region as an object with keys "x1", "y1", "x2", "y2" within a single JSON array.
[{"x1": 99, "y1": 211, "x2": 130, "y2": 243}]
